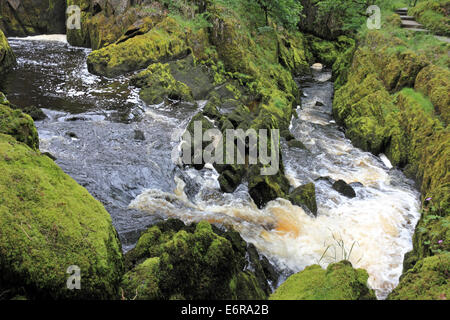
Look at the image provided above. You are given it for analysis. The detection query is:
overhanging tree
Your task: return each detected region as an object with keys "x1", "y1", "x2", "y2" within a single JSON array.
[{"x1": 253, "y1": 0, "x2": 303, "y2": 29}]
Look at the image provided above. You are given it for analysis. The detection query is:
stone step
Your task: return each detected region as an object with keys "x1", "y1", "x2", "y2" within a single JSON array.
[
  {"x1": 401, "y1": 20, "x2": 423, "y2": 28},
  {"x1": 400, "y1": 15, "x2": 415, "y2": 21},
  {"x1": 405, "y1": 27, "x2": 429, "y2": 33}
]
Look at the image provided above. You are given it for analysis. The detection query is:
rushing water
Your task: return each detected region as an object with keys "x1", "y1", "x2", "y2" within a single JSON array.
[{"x1": 1, "y1": 36, "x2": 422, "y2": 299}]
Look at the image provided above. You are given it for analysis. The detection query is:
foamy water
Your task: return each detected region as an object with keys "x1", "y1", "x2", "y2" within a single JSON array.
[
  {"x1": 129, "y1": 71, "x2": 421, "y2": 299},
  {"x1": 9, "y1": 34, "x2": 68, "y2": 42}
]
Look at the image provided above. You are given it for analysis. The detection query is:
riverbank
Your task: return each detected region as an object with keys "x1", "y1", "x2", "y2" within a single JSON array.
[{"x1": 332, "y1": 5, "x2": 449, "y2": 299}]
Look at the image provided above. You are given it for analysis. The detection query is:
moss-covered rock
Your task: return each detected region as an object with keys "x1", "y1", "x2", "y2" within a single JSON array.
[
  {"x1": 0, "y1": 30, "x2": 16, "y2": 74},
  {"x1": 168, "y1": 55, "x2": 215, "y2": 100},
  {"x1": 121, "y1": 219, "x2": 270, "y2": 300},
  {"x1": 388, "y1": 253, "x2": 450, "y2": 300},
  {"x1": 130, "y1": 62, "x2": 193, "y2": 105},
  {"x1": 0, "y1": 0, "x2": 66, "y2": 37},
  {"x1": 332, "y1": 180, "x2": 356, "y2": 198},
  {"x1": 270, "y1": 261, "x2": 376, "y2": 300},
  {"x1": 67, "y1": 1, "x2": 166, "y2": 49},
  {"x1": 0, "y1": 133, "x2": 124, "y2": 299},
  {"x1": 0, "y1": 102, "x2": 38, "y2": 150},
  {"x1": 288, "y1": 182, "x2": 318, "y2": 216},
  {"x1": 87, "y1": 17, "x2": 189, "y2": 77}
]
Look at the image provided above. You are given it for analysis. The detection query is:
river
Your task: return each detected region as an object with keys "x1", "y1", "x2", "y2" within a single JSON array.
[{"x1": 0, "y1": 35, "x2": 422, "y2": 299}]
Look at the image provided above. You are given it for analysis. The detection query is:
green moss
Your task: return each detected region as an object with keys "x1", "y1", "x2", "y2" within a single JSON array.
[
  {"x1": 0, "y1": 134, "x2": 124, "y2": 299},
  {"x1": 121, "y1": 257, "x2": 161, "y2": 300},
  {"x1": 397, "y1": 88, "x2": 435, "y2": 116},
  {"x1": 87, "y1": 17, "x2": 189, "y2": 77},
  {"x1": 388, "y1": 253, "x2": 450, "y2": 300},
  {"x1": 270, "y1": 261, "x2": 376, "y2": 300},
  {"x1": 307, "y1": 35, "x2": 339, "y2": 67},
  {"x1": 414, "y1": 64, "x2": 450, "y2": 124},
  {"x1": 0, "y1": 103, "x2": 39, "y2": 150},
  {"x1": 288, "y1": 183, "x2": 318, "y2": 216},
  {"x1": 122, "y1": 219, "x2": 268, "y2": 300},
  {"x1": 0, "y1": 30, "x2": 15, "y2": 73},
  {"x1": 131, "y1": 62, "x2": 193, "y2": 105}
]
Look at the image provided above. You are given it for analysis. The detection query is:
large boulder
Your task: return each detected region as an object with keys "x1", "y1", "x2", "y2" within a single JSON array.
[
  {"x1": 0, "y1": 133, "x2": 124, "y2": 299},
  {"x1": 0, "y1": 0, "x2": 66, "y2": 36},
  {"x1": 332, "y1": 180, "x2": 356, "y2": 198},
  {"x1": 121, "y1": 219, "x2": 272, "y2": 300},
  {"x1": 87, "y1": 17, "x2": 189, "y2": 77},
  {"x1": 67, "y1": 1, "x2": 165, "y2": 49},
  {"x1": 288, "y1": 182, "x2": 318, "y2": 216},
  {"x1": 270, "y1": 261, "x2": 376, "y2": 300}
]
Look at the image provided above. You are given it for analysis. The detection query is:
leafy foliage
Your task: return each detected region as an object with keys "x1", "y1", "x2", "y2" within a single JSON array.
[{"x1": 248, "y1": 0, "x2": 303, "y2": 29}]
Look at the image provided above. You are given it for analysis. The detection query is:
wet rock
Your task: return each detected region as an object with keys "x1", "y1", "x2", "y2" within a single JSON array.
[
  {"x1": 287, "y1": 139, "x2": 307, "y2": 150},
  {"x1": 281, "y1": 130, "x2": 295, "y2": 141},
  {"x1": 131, "y1": 62, "x2": 194, "y2": 105},
  {"x1": 168, "y1": 55, "x2": 215, "y2": 100},
  {"x1": 0, "y1": 30, "x2": 15, "y2": 73},
  {"x1": 122, "y1": 219, "x2": 269, "y2": 300},
  {"x1": 133, "y1": 129, "x2": 145, "y2": 141},
  {"x1": 315, "y1": 176, "x2": 335, "y2": 184},
  {"x1": 218, "y1": 168, "x2": 244, "y2": 194},
  {"x1": 332, "y1": 179, "x2": 356, "y2": 198},
  {"x1": 66, "y1": 132, "x2": 79, "y2": 139},
  {"x1": 288, "y1": 182, "x2": 318, "y2": 216},
  {"x1": 315, "y1": 100, "x2": 324, "y2": 106},
  {"x1": 66, "y1": 116, "x2": 87, "y2": 122},
  {"x1": 248, "y1": 164, "x2": 290, "y2": 209},
  {"x1": 202, "y1": 97, "x2": 222, "y2": 121}
]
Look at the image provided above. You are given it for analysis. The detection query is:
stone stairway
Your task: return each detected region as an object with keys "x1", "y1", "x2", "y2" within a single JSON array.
[
  {"x1": 395, "y1": 7, "x2": 429, "y2": 32},
  {"x1": 395, "y1": 7, "x2": 450, "y2": 43}
]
